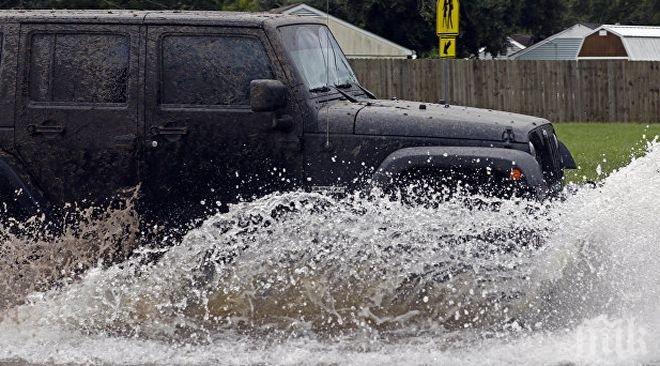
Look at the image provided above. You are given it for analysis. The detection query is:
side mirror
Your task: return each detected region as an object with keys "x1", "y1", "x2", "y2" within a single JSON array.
[{"x1": 250, "y1": 79, "x2": 287, "y2": 112}]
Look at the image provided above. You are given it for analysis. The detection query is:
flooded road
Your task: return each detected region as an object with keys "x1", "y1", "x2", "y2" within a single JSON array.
[{"x1": 0, "y1": 143, "x2": 658, "y2": 366}]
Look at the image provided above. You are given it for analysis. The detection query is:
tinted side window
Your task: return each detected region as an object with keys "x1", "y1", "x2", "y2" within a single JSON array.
[
  {"x1": 161, "y1": 35, "x2": 273, "y2": 106},
  {"x1": 29, "y1": 33, "x2": 129, "y2": 104}
]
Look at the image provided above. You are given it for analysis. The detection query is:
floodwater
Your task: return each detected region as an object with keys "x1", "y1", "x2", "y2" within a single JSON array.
[{"x1": 0, "y1": 143, "x2": 658, "y2": 366}]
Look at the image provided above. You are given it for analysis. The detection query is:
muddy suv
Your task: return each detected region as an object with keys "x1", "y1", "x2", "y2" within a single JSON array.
[{"x1": 0, "y1": 10, "x2": 575, "y2": 222}]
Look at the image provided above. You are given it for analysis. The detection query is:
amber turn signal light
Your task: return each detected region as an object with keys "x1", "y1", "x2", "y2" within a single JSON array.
[{"x1": 510, "y1": 167, "x2": 524, "y2": 181}]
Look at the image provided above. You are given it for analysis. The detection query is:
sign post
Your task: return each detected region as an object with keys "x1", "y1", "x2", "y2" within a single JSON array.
[{"x1": 437, "y1": 0, "x2": 459, "y2": 105}]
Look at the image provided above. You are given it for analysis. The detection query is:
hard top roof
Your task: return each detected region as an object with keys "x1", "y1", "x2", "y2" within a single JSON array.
[{"x1": 0, "y1": 9, "x2": 321, "y2": 27}]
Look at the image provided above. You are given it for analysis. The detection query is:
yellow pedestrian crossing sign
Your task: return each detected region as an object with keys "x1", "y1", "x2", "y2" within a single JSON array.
[
  {"x1": 437, "y1": 0, "x2": 460, "y2": 35},
  {"x1": 440, "y1": 37, "x2": 456, "y2": 58}
]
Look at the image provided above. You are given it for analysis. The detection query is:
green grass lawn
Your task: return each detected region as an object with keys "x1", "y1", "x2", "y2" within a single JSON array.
[{"x1": 554, "y1": 123, "x2": 660, "y2": 183}]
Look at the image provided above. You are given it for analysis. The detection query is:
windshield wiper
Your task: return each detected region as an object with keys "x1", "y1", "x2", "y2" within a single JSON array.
[
  {"x1": 309, "y1": 84, "x2": 359, "y2": 103},
  {"x1": 334, "y1": 82, "x2": 352, "y2": 89},
  {"x1": 309, "y1": 86, "x2": 332, "y2": 93},
  {"x1": 356, "y1": 84, "x2": 377, "y2": 99},
  {"x1": 333, "y1": 85, "x2": 358, "y2": 103}
]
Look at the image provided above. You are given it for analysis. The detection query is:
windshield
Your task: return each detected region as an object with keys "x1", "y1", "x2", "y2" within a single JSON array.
[{"x1": 279, "y1": 25, "x2": 358, "y2": 91}]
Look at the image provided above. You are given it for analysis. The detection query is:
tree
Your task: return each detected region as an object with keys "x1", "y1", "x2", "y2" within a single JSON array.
[
  {"x1": 519, "y1": 0, "x2": 568, "y2": 42},
  {"x1": 459, "y1": 0, "x2": 522, "y2": 58},
  {"x1": 575, "y1": 0, "x2": 660, "y2": 25}
]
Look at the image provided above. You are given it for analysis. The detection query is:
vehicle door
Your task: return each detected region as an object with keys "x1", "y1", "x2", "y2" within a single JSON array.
[
  {"x1": 142, "y1": 26, "x2": 301, "y2": 219},
  {"x1": 14, "y1": 23, "x2": 140, "y2": 205}
]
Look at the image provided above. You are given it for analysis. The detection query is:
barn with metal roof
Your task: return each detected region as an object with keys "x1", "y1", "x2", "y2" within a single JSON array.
[{"x1": 578, "y1": 25, "x2": 660, "y2": 61}]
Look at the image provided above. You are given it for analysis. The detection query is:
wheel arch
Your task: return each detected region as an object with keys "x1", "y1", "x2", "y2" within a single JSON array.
[{"x1": 371, "y1": 146, "x2": 548, "y2": 197}]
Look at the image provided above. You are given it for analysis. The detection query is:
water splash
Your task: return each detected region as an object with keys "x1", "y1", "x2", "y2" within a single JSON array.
[
  {"x1": 0, "y1": 143, "x2": 658, "y2": 365},
  {"x1": 0, "y1": 189, "x2": 141, "y2": 310}
]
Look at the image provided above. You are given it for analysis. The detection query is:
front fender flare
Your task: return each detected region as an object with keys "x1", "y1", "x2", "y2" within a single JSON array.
[{"x1": 371, "y1": 146, "x2": 548, "y2": 194}]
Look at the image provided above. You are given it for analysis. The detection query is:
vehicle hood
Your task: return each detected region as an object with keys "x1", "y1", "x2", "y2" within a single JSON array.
[{"x1": 352, "y1": 100, "x2": 549, "y2": 143}]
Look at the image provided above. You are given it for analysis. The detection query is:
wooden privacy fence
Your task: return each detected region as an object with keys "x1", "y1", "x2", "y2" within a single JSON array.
[{"x1": 349, "y1": 59, "x2": 660, "y2": 123}]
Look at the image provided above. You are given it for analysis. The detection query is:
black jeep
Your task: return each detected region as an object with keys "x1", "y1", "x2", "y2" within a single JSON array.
[{"x1": 0, "y1": 10, "x2": 575, "y2": 223}]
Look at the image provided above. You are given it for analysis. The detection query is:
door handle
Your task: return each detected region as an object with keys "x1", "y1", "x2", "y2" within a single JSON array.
[
  {"x1": 150, "y1": 125, "x2": 188, "y2": 144},
  {"x1": 150, "y1": 126, "x2": 188, "y2": 137},
  {"x1": 27, "y1": 124, "x2": 65, "y2": 136}
]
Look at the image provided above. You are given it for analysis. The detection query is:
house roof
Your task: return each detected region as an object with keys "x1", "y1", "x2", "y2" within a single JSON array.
[
  {"x1": 601, "y1": 25, "x2": 660, "y2": 38},
  {"x1": 509, "y1": 24, "x2": 598, "y2": 60},
  {"x1": 581, "y1": 22, "x2": 602, "y2": 31},
  {"x1": 507, "y1": 37, "x2": 527, "y2": 51},
  {"x1": 510, "y1": 34, "x2": 534, "y2": 47},
  {"x1": 271, "y1": 3, "x2": 414, "y2": 57},
  {"x1": 478, "y1": 36, "x2": 526, "y2": 59}
]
